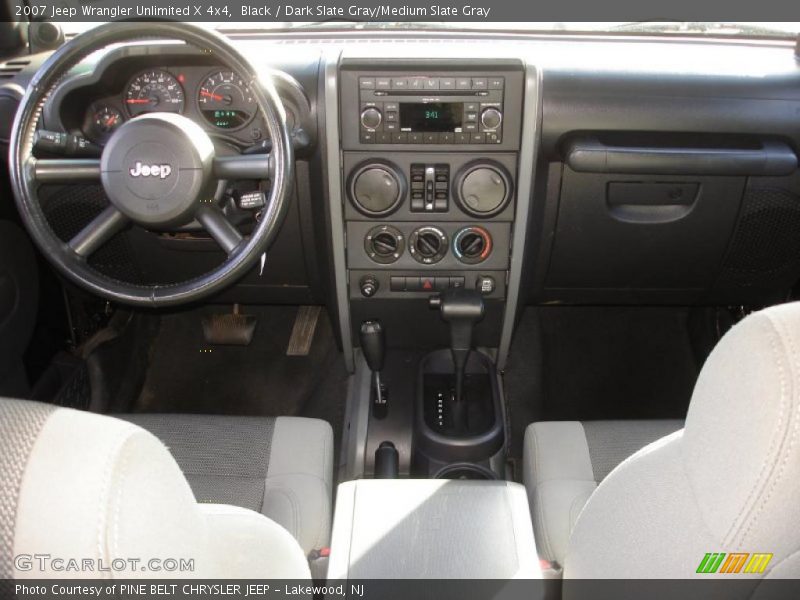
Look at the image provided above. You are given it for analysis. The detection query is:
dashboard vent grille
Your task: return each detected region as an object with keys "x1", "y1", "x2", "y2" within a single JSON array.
[{"x1": 0, "y1": 59, "x2": 30, "y2": 79}]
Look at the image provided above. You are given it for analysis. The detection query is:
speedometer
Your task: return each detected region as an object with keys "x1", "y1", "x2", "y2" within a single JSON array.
[
  {"x1": 125, "y1": 70, "x2": 185, "y2": 117},
  {"x1": 197, "y1": 70, "x2": 257, "y2": 130}
]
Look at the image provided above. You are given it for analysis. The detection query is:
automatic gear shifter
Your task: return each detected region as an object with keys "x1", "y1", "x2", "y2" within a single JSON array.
[{"x1": 429, "y1": 289, "x2": 485, "y2": 431}]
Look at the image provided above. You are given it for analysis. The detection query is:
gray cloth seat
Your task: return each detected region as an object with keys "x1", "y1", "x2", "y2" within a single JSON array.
[
  {"x1": 523, "y1": 419, "x2": 683, "y2": 564},
  {"x1": 122, "y1": 414, "x2": 334, "y2": 555},
  {"x1": 523, "y1": 301, "x2": 800, "y2": 581}
]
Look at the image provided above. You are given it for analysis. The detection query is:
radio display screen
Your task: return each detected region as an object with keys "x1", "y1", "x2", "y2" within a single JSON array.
[{"x1": 400, "y1": 102, "x2": 463, "y2": 132}]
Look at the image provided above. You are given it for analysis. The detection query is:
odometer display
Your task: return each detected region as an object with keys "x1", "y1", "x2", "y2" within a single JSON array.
[
  {"x1": 197, "y1": 70, "x2": 257, "y2": 130},
  {"x1": 125, "y1": 70, "x2": 185, "y2": 117}
]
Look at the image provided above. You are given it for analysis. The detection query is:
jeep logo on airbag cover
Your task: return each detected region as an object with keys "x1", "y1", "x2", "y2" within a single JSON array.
[{"x1": 129, "y1": 162, "x2": 172, "y2": 179}]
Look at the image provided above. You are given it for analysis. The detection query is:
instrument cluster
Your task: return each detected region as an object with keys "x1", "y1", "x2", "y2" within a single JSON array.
[{"x1": 76, "y1": 65, "x2": 300, "y2": 146}]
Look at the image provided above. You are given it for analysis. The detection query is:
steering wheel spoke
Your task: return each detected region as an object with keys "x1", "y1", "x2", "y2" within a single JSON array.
[
  {"x1": 213, "y1": 154, "x2": 271, "y2": 180},
  {"x1": 196, "y1": 205, "x2": 244, "y2": 255},
  {"x1": 68, "y1": 206, "x2": 129, "y2": 258},
  {"x1": 31, "y1": 158, "x2": 102, "y2": 184}
]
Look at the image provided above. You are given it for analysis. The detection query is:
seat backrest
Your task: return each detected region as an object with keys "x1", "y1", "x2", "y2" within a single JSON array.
[
  {"x1": 565, "y1": 302, "x2": 800, "y2": 581},
  {"x1": 0, "y1": 399, "x2": 310, "y2": 579}
]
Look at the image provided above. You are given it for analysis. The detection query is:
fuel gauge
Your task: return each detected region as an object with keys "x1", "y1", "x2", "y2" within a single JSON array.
[{"x1": 85, "y1": 104, "x2": 124, "y2": 142}]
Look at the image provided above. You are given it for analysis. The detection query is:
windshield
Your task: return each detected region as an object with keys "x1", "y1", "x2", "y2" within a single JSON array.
[{"x1": 60, "y1": 21, "x2": 800, "y2": 39}]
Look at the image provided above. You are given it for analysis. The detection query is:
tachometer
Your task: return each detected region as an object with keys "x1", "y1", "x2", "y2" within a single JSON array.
[
  {"x1": 197, "y1": 70, "x2": 257, "y2": 130},
  {"x1": 125, "y1": 70, "x2": 185, "y2": 117}
]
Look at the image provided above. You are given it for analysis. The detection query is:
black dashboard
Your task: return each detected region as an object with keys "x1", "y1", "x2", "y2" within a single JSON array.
[{"x1": 3, "y1": 31, "x2": 800, "y2": 369}]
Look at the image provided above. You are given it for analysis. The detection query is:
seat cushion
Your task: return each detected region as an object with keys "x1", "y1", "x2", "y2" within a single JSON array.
[
  {"x1": 522, "y1": 419, "x2": 683, "y2": 564},
  {"x1": 122, "y1": 414, "x2": 333, "y2": 554}
]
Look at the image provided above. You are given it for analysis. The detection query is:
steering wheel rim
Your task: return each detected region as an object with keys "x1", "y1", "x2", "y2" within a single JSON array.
[{"x1": 8, "y1": 21, "x2": 294, "y2": 307}]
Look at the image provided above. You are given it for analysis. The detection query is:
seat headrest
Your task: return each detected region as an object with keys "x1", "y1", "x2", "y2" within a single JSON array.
[{"x1": 683, "y1": 302, "x2": 800, "y2": 553}]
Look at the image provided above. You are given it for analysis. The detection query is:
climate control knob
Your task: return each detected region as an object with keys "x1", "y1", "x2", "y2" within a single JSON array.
[
  {"x1": 360, "y1": 107, "x2": 383, "y2": 130},
  {"x1": 348, "y1": 160, "x2": 406, "y2": 217},
  {"x1": 364, "y1": 225, "x2": 405, "y2": 264},
  {"x1": 480, "y1": 108, "x2": 502, "y2": 131},
  {"x1": 454, "y1": 160, "x2": 513, "y2": 218},
  {"x1": 453, "y1": 226, "x2": 493, "y2": 265},
  {"x1": 409, "y1": 226, "x2": 448, "y2": 265}
]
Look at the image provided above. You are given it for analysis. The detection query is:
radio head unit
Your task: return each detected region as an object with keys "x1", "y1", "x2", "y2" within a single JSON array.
[{"x1": 356, "y1": 75, "x2": 506, "y2": 145}]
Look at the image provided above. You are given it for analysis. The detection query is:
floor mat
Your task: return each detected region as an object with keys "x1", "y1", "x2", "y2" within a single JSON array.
[
  {"x1": 134, "y1": 305, "x2": 348, "y2": 459},
  {"x1": 505, "y1": 306, "x2": 711, "y2": 471}
]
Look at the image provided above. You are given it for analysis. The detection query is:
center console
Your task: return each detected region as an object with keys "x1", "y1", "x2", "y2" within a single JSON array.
[
  {"x1": 336, "y1": 58, "x2": 526, "y2": 480},
  {"x1": 328, "y1": 479, "x2": 540, "y2": 580}
]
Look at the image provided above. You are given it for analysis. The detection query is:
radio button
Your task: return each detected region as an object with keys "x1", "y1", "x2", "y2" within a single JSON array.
[
  {"x1": 425, "y1": 79, "x2": 439, "y2": 90},
  {"x1": 409, "y1": 78, "x2": 424, "y2": 90},
  {"x1": 377, "y1": 132, "x2": 392, "y2": 144},
  {"x1": 456, "y1": 78, "x2": 471, "y2": 90},
  {"x1": 440, "y1": 78, "x2": 455, "y2": 90},
  {"x1": 471, "y1": 133, "x2": 485, "y2": 144},
  {"x1": 360, "y1": 131, "x2": 375, "y2": 144},
  {"x1": 463, "y1": 123, "x2": 478, "y2": 133},
  {"x1": 465, "y1": 111, "x2": 478, "y2": 122},
  {"x1": 472, "y1": 78, "x2": 488, "y2": 90},
  {"x1": 485, "y1": 132, "x2": 501, "y2": 144},
  {"x1": 359, "y1": 78, "x2": 376, "y2": 89},
  {"x1": 391, "y1": 78, "x2": 408, "y2": 89},
  {"x1": 424, "y1": 133, "x2": 438, "y2": 144},
  {"x1": 409, "y1": 133, "x2": 423, "y2": 144},
  {"x1": 385, "y1": 112, "x2": 398, "y2": 123},
  {"x1": 455, "y1": 133, "x2": 471, "y2": 144},
  {"x1": 392, "y1": 132, "x2": 408, "y2": 144},
  {"x1": 465, "y1": 103, "x2": 479, "y2": 112},
  {"x1": 385, "y1": 102, "x2": 399, "y2": 112},
  {"x1": 376, "y1": 78, "x2": 391, "y2": 89},
  {"x1": 439, "y1": 132, "x2": 454, "y2": 144},
  {"x1": 488, "y1": 78, "x2": 504, "y2": 89},
  {"x1": 360, "y1": 107, "x2": 383, "y2": 130}
]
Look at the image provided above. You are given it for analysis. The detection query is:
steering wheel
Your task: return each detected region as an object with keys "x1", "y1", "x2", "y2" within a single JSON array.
[{"x1": 8, "y1": 22, "x2": 294, "y2": 307}]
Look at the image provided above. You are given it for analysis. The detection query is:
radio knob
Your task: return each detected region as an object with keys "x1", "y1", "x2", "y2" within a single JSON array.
[
  {"x1": 480, "y1": 108, "x2": 502, "y2": 131},
  {"x1": 360, "y1": 107, "x2": 383, "y2": 130}
]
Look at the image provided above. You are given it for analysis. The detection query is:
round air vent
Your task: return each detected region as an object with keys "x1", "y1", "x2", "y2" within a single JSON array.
[
  {"x1": 454, "y1": 160, "x2": 513, "y2": 218},
  {"x1": 347, "y1": 160, "x2": 405, "y2": 217}
]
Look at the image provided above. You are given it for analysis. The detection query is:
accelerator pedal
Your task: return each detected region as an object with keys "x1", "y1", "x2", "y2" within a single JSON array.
[
  {"x1": 201, "y1": 304, "x2": 257, "y2": 346},
  {"x1": 286, "y1": 305, "x2": 322, "y2": 356}
]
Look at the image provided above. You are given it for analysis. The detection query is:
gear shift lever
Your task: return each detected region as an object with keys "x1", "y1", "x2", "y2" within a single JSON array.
[
  {"x1": 429, "y1": 289, "x2": 485, "y2": 429},
  {"x1": 360, "y1": 320, "x2": 386, "y2": 406}
]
